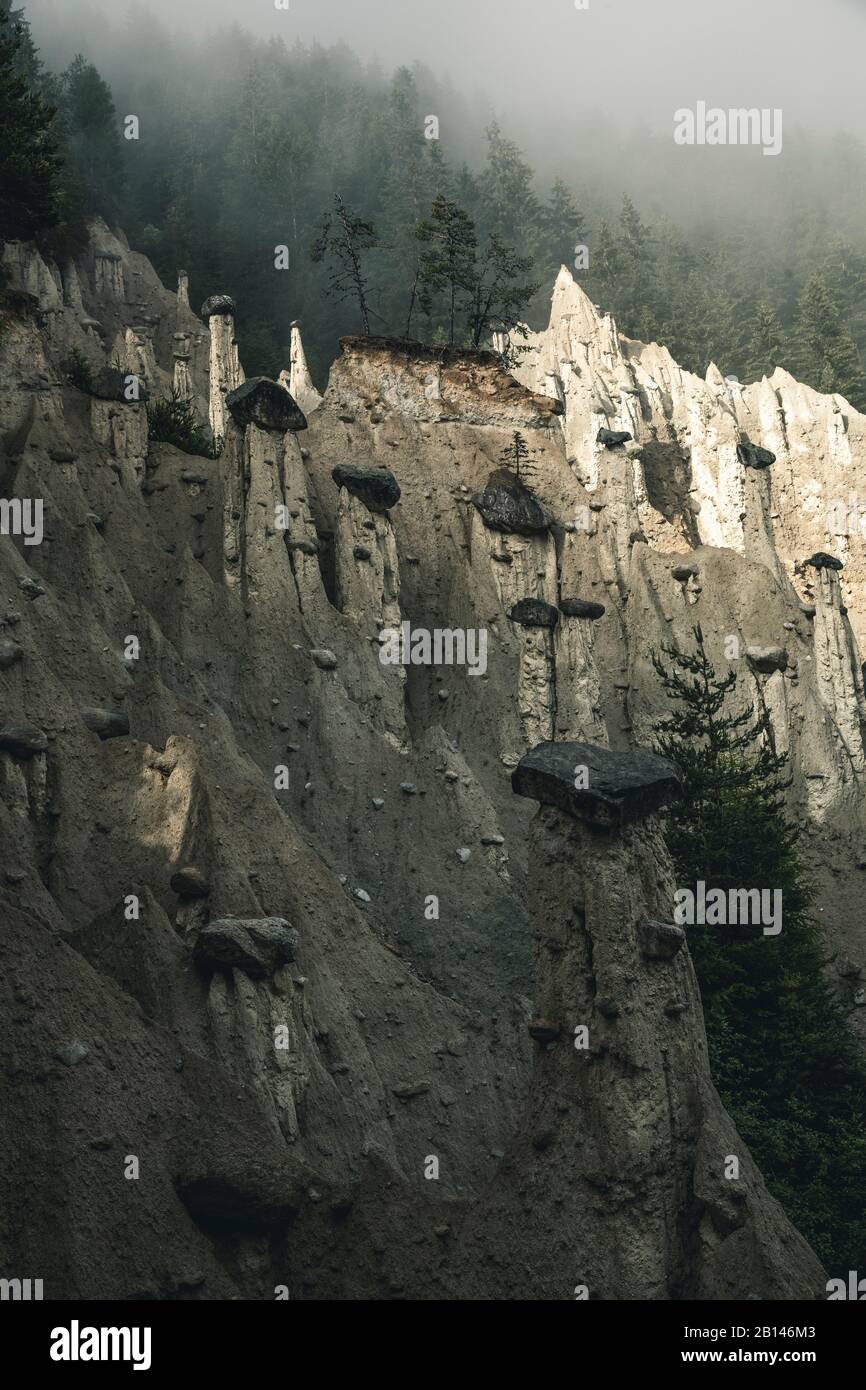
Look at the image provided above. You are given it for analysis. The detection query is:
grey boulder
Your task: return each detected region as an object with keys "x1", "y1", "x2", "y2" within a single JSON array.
[
  {"x1": 804, "y1": 552, "x2": 843, "y2": 572},
  {"x1": 0, "y1": 724, "x2": 48, "y2": 758},
  {"x1": 746, "y1": 646, "x2": 788, "y2": 674},
  {"x1": 471, "y1": 470, "x2": 548, "y2": 536},
  {"x1": 91, "y1": 367, "x2": 147, "y2": 403},
  {"x1": 81, "y1": 708, "x2": 130, "y2": 740},
  {"x1": 639, "y1": 920, "x2": 686, "y2": 961},
  {"x1": 170, "y1": 866, "x2": 210, "y2": 899},
  {"x1": 332, "y1": 464, "x2": 400, "y2": 513},
  {"x1": 194, "y1": 918, "x2": 299, "y2": 978},
  {"x1": 737, "y1": 442, "x2": 776, "y2": 469},
  {"x1": 508, "y1": 597, "x2": 559, "y2": 629},
  {"x1": 559, "y1": 598, "x2": 605, "y2": 620},
  {"x1": 226, "y1": 378, "x2": 308, "y2": 434},
  {"x1": 0, "y1": 638, "x2": 23, "y2": 670},
  {"x1": 513, "y1": 740, "x2": 682, "y2": 827}
]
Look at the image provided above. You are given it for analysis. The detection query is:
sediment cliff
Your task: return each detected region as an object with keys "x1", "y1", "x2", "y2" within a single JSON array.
[{"x1": 1, "y1": 226, "x2": 857, "y2": 1298}]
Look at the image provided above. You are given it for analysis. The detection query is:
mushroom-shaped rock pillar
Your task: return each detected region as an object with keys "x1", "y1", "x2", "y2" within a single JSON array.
[
  {"x1": 447, "y1": 740, "x2": 825, "y2": 1300},
  {"x1": 332, "y1": 464, "x2": 402, "y2": 626},
  {"x1": 469, "y1": 474, "x2": 559, "y2": 759},
  {"x1": 554, "y1": 602, "x2": 608, "y2": 743},
  {"x1": 220, "y1": 377, "x2": 319, "y2": 609},
  {"x1": 803, "y1": 555, "x2": 866, "y2": 775},
  {"x1": 202, "y1": 294, "x2": 244, "y2": 441},
  {"x1": 507, "y1": 600, "x2": 559, "y2": 750},
  {"x1": 331, "y1": 463, "x2": 407, "y2": 752},
  {"x1": 470, "y1": 470, "x2": 558, "y2": 650}
]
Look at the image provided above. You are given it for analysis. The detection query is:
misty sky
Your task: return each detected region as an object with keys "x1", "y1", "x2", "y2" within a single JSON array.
[{"x1": 24, "y1": 0, "x2": 866, "y2": 154}]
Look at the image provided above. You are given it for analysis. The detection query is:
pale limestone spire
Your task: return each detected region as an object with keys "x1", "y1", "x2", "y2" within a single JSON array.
[{"x1": 285, "y1": 320, "x2": 322, "y2": 417}]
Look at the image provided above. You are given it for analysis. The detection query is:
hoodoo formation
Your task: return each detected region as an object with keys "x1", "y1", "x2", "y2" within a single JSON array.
[
  {"x1": 2, "y1": 0, "x2": 866, "y2": 1312},
  {"x1": 1, "y1": 221, "x2": 863, "y2": 1299}
]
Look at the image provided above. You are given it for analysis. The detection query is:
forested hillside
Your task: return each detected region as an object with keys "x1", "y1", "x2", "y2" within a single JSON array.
[{"x1": 4, "y1": 0, "x2": 866, "y2": 403}]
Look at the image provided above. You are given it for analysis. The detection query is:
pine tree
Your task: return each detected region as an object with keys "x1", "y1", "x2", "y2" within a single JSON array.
[
  {"x1": 793, "y1": 273, "x2": 866, "y2": 406},
  {"x1": 592, "y1": 219, "x2": 622, "y2": 308},
  {"x1": 653, "y1": 625, "x2": 866, "y2": 1271},
  {"x1": 477, "y1": 121, "x2": 540, "y2": 245},
  {"x1": 537, "y1": 177, "x2": 583, "y2": 273},
  {"x1": 415, "y1": 194, "x2": 477, "y2": 345},
  {"x1": 745, "y1": 299, "x2": 787, "y2": 381},
  {"x1": 465, "y1": 232, "x2": 538, "y2": 351},
  {"x1": 498, "y1": 430, "x2": 532, "y2": 482},
  {"x1": 0, "y1": 5, "x2": 64, "y2": 246},
  {"x1": 310, "y1": 192, "x2": 378, "y2": 335},
  {"x1": 57, "y1": 54, "x2": 124, "y2": 220}
]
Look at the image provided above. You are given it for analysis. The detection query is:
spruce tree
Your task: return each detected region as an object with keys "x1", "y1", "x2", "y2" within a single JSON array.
[
  {"x1": 619, "y1": 193, "x2": 652, "y2": 272},
  {"x1": 745, "y1": 299, "x2": 787, "y2": 381},
  {"x1": 498, "y1": 430, "x2": 532, "y2": 482},
  {"x1": 537, "y1": 177, "x2": 584, "y2": 273},
  {"x1": 415, "y1": 195, "x2": 477, "y2": 345},
  {"x1": 793, "y1": 272, "x2": 866, "y2": 406},
  {"x1": 57, "y1": 54, "x2": 124, "y2": 221},
  {"x1": 653, "y1": 625, "x2": 866, "y2": 1272},
  {"x1": 612, "y1": 196, "x2": 656, "y2": 330},
  {"x1": 465, "y1": 232, "x2": 538, "y2": 352},
  {"x1": 0, "y1": 6, "x2": 63, "y2": 246},
  {"x1": 477, "y1": 121, "x2": 539, "y2": 245},
  {"x1": 592, "y1": 219, "x2": 622, "y2": 307}
]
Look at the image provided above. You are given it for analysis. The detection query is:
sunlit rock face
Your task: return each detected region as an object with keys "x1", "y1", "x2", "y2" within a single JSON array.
[
  {"x1": 515, "y1": 266, "x2": 866, "y2": 644},
  {"x1": 507, "y1": 266, "x2": 866, "y2": 959}
]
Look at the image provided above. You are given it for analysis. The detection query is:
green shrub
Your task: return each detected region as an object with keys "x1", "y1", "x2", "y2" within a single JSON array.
[
  {"x1": 63, "y1": 346, "x2": 94, "y2": 393},
  {"x1": 147, "y1": 390, "x2": 221, "y2": 458}
]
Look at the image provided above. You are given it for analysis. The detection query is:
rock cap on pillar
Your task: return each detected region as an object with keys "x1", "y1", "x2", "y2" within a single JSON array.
[
  {"x1": 507, "y1": 597, "x2": 559, "y2": 629},
  {"x1": 803, "y1": 551, "x2": 843, "y2": 572},
  {"x1": 200, "y1": 294, "x2": 236, "y2": 320},
  {"x1": 559, "y1": 597, "x2": 605, "y2": 620},
  {"x1": 512, "y1": 740, "x2": 682, "y2": 827},
  {"x1": 225, "y1": 377, "x2": 308, "y2": 433},
  {"x1": 332, "y1": 463, "x2": 400, "y2": 513}
]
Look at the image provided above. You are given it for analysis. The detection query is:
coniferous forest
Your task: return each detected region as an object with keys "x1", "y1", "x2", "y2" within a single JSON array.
[{"x1": 3, "y1": 0, "x2": 866, "y2": 403}]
